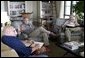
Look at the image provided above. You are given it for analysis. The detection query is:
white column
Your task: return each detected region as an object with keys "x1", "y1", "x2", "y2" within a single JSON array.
[
  {"x1": 1, "y1": 1, "x2": 5, "y2": 11},
  {"x1": 25, "y1": 1, "x2": 33, "y2": 13},
  {"x1": 59, "y1": 1, "x2": 64, "y2": 18},
  {"x1": 40, "y1": 1, "x2": 42, "y2": 18}
]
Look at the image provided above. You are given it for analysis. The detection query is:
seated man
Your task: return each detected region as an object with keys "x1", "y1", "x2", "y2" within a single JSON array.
[
  {"x1": 1, "y1": 26, "x2": 48, "y2": 57},
  {"x1": 29, "y1": 21, "x2": 55, "y2": 46},
  {"x1": 62, "y1": 15, "x2": 82, "y2": 41},
  {"x1": 62, "y1": 15, "x2": 80, "y2": 28},
  {"x1": 19, "y1": 12, "x2": 56, "y2": 46}
]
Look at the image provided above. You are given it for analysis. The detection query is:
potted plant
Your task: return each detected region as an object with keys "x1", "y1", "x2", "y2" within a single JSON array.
[{"x1": 72, "y1": 1, "x2": 84, "y2": 26}]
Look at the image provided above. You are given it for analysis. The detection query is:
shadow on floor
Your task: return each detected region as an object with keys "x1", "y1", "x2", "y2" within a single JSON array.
[{"x1": 46, "y1": 39, "x2": 76, "y2": 57}]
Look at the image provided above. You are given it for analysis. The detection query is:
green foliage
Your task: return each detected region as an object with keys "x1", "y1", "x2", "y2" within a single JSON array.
[{"x1": 73, "y1": 1, "x2": 84, "y2": 19}]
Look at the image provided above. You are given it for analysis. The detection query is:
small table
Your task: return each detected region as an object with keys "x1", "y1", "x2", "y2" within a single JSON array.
[
  {"x1": 21, "y1": 40, "x2": 46, "y2": 53},
  {"x1": 56, "y1": 43, "x2": 83, "y2": 57}
]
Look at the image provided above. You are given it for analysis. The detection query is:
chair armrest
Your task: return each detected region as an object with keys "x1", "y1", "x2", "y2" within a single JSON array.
[{"x1": 1, "y1": 49, "x2": 19, "y2": 57}]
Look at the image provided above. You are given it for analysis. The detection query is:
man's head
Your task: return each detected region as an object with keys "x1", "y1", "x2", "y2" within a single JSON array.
[
  {"x1": 69, "y1": 15, "x2": 75, "y2": 20},
  {"x1": 69, "y1": 15, "x2": 76, "y2": 22},
  {"x1": 21, "y1": 12, "x2": 32, "y2": 19},
  {"x1": 3, "y1": 26, "x2": 17, "y2": 36},
  {"x1": 21, "y1": 12, "x2": 32, "y2": 24}
]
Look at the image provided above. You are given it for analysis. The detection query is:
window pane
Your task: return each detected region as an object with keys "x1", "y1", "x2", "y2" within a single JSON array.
[
  {"x1": 73, "y1": 1, "x2": 77, "y2": 5},
  {"x1": 65, "y1": 16, "x2": 69, "y2": 19},
  {"x1": 66, "y1": 1, "x2": 71, "y2": 7},
  {"x1": 65, "y1": 7, "x2": 71, "y2": 15}
]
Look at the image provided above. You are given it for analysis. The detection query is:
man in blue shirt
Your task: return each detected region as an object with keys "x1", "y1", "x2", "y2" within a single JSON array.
[{"x1": 1, "y1": 26, "x2": 48, "y2": 57}]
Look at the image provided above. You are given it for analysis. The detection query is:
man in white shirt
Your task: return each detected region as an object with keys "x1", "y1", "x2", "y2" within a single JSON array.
[
  {"x1": 62, "y1": 15, "x2": 82, "y2": 41},
  {"x1": 62, "y1": 15, "x2": 80, "y2": 27}
]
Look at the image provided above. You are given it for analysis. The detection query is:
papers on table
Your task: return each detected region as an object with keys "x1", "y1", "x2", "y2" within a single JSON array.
[
  {"x1": 64, "y1": 41, "x2": 80, "y2": 50},
  {"x1": 21, "y1": 40, "x2": 31, "y2": 47},
  {"x1": 33, "y1": 42, "x2": 44, "y2": 49},
  {"x1": 21, "y1": 40, "x2": 44, "y2": 49}
]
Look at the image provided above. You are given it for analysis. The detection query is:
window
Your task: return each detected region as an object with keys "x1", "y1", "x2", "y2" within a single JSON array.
[{"x1": 64, "y1": 1, "x2": 77, "y2": 19}]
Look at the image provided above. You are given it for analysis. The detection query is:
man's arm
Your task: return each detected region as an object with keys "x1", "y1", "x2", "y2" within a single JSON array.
[
  {"x1": 62, "y1": 20, "x2": 69, "y2": 27},
  {"x1": 40, "y1": 27, "x2": 51, "y2": 34},
  {"x1": 40, "y1": 27, "x2": 56, "y2": 36}
]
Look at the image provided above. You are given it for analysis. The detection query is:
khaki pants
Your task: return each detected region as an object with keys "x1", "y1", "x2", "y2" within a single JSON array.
[
  {"x1": 20, "y1": 27, "x2": 49, "y2": 46},
  {"x1": 65, "y1": 27, "x2": 82, "y2": 41}
]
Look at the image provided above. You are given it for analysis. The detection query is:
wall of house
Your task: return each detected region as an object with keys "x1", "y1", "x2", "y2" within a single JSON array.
[
  {"x1": 1, "y1": 1, "x2": 9, "y2": 14},
  {"x1": 56, "y1": 1, "x2": 61, "y2": 18},
  {"x1": 1, "y1": 1, "x2": 62, "y2": 29},
  {"x1": 59, "y1": 1, "x2": 64, "y2": 18},
  {"x1": 1, "y1": 1, "x2": 40, "y2": 20},
  {"x1": 1, "y1": 1, "x2": 40, "y2": 29},
  {"x1": 1, "y1": 1, "x2": 5, "y2": 11},
  {"x1": 1, "y1": 1, "x2": 62, "y2": 20},
  {"x1": 25, "y1": 1, "x2": 40, "y2": 21},
  {"x1": 1, "y1": 1, "x2": 11, "y2": 27}
]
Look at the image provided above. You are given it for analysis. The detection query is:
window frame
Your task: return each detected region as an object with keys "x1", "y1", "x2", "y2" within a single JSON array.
[{"x1": 64, "y1": 1, "x2": 77, "y2": 18}]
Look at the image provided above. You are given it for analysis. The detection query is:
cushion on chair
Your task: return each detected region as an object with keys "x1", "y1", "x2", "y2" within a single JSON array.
[
  {"x1": 1, "y1": 42, "x2": 12, "y2": 51},
  {"x1": 1, "y1": 42, "x2": 18, "y2": 57},
  {"x1": 1, "y1": 49, "x2": 18, "y2": 57}
]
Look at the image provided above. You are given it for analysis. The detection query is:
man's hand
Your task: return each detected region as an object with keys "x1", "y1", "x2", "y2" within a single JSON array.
[
  {"x1": 31, "y1": 44, "x2": 40, "y2": 53},
  {"x1": 33, "y1": 46, "x2": 46, "y2": 55},
  {"x1": 50, "y1": 32, "x2": 56, "y2": 36},
  {"x1": 26, "y1": 40, "x2": 34, "y2": 45}
]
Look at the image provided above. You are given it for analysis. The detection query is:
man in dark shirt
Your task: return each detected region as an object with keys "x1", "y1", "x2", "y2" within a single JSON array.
[{"x1": 1, "y1": 26, "x2": 48, "y2": 57}]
